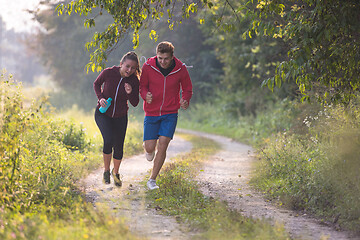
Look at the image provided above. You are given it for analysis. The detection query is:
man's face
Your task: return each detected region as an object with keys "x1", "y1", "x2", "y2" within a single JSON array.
[{"x1": 157, "y1": 52, "x2": 173, "y2": 69}]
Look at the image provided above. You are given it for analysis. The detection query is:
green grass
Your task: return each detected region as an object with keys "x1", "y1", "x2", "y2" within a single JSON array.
[
  {"x1": 0, "y1": 78, "x2": 144, "y2": 239},
  {"x1": 252, "y1": 103, "x2": 360, "y2": 232},
  {"x1": 177, "y1": 99, "x2": 299, "y2": 146},
  {"x1": 146, "y1": 133, "x2": 289, "y2": 239}
]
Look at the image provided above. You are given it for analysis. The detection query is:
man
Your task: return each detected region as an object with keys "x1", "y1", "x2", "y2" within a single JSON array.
[{"x1": 140, "y1": 41, "x2": 193, "y2": 190}]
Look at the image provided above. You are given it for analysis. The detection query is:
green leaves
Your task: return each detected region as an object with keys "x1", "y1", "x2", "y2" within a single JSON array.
[
  {"x1": 56, "y1": 0, "x2": 202, "y2": 72},
  {"x1": 245, "y1": 0, "x2": 360, "y2": 103}
]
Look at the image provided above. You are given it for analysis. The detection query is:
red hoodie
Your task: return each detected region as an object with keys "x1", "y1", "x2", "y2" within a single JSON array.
[
  {"x1": 94, "y1": 66, "x2": 139, "y2": 118},
  {"x1": 140, "y1": 56, "x2": 193, "y2": 116}
]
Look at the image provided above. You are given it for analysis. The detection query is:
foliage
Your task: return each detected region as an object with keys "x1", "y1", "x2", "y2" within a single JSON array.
[
  {"x1": 197, "y1": 0, "x2": 299, "y2": 115},
  {"x1": 56, "y1": 0, "x2": 203, "y2": 71},
  {"x1": 0, "y1": 204, "x2": 139, "y2": 240},
  {"x1": 1, "y1": 77, "x2": 92, "y2": 212},
  {"x1": 243, "y1": 0, "x2": 360, "y2": 103},
  {"x1": 0, "y1": 76, "x2": 143, "y2": 239},
  {"x1": 61, "y1": 122, "x2": 90, "y2": 151},
  {"x1": 146, "y1": 134, "x2": 289, "y2": 239},
  {"x1": 254, "y1": 101, "x2": 360, "y2": 232}
]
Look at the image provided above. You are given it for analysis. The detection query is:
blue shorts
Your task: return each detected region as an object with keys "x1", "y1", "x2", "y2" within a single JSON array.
[{"x1": 143, "y1": 113, "x2": 178, "y2": 141}]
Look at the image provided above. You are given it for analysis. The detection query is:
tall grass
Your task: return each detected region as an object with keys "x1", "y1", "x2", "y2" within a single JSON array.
[
  {"x1": 0, "y1": 77, "x2": 143, "y2": 239},
  {"x1": 254, "y1": 102, "x2": 360, "y2": 232}
]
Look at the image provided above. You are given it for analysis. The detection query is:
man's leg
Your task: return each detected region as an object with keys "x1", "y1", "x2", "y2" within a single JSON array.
[
  {"x1": 150, "y1": 136, "x2": 171, "y2": 180},
  {"x1": 143, "y1": 115, "x2": 160, "y2": 161},
  {"x1": 143, "y1": 139, "x2": 157, "y2": 154}
]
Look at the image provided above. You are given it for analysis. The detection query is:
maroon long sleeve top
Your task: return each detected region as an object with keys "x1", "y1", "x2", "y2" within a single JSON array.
[{"x1": 94, "y1": 66, "x2": 139, "y2": 118}]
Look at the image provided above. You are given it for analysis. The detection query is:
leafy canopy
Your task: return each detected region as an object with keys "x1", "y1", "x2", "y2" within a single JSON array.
[
  {"x1": 244, "y1": 0, "x2": 360, "y2": 103},
  {"x1": 56, "y1": 0, "x2": 205, "y2": 72}
]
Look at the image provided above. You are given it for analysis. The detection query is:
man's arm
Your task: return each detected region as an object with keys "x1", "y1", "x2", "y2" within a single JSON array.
[{"x1": 180, "y1": 67, "x2": 193, "y2": 107}]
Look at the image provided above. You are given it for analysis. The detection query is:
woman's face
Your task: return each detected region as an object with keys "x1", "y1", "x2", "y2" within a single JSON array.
[{"x1": 119, "y1": 59, "x2": 138, "y2": 77}]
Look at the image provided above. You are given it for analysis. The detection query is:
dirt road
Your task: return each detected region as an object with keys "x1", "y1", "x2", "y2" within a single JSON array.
[{"x1": 81, "y1": 130, "x2": 359, "y2": 240}]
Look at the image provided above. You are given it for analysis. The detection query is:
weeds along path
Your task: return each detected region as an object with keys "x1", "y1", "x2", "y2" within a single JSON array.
[
  {"x1": 79, "y1": 135, "x2": 193, "y2": 240},
  {"x1": 179, "y1": 129, "x2": 359, "y2": 240}
]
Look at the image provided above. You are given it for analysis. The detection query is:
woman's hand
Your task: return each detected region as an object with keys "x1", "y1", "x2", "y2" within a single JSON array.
[
  {"x1": 99, "y1": 98, "x2": 108, "y2": 107},
  {"x1": 125, "y1": 83, "x2": 132, "y2": 94}
]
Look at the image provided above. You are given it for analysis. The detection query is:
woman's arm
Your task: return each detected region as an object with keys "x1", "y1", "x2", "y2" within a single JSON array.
[
  {"x1": 127, "y1": 77, "x2": 140, "y2": 107},
  {"x1": 93, "y1": 70, "x2": 107, "y2": 101}
]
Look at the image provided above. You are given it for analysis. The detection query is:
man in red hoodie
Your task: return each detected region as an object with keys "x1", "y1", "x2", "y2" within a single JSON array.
[{"x1": 140, "y1": 41, "x2": 193, "y2": 190}]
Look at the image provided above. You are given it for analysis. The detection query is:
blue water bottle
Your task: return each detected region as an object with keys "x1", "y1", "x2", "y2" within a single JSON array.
[{"x1": 99, "y1": 97, "x2": 112, "y2": 113}]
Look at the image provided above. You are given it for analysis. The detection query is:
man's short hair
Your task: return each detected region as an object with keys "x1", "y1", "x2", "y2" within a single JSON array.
[{"x1": 156, "y1": 41, "x2": 174, "y2": 56}]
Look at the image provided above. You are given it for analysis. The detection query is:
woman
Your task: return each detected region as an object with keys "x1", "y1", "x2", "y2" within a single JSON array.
[{"x1": 94, "y1": 51, "x2": 140, "y2": 186}]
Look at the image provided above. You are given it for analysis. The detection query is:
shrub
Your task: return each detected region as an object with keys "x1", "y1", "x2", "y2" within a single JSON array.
[
  {"x1": 254, "y1": 101, "x2": 360, "y2": 232},
  {"x1": 61, "y1": 122, "x2": 90, "y2": 151}
]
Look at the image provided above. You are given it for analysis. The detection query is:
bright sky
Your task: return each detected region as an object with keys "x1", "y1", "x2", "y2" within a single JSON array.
[{"x1": 0, "y1": 0, "x2": 43, "y2": 33}]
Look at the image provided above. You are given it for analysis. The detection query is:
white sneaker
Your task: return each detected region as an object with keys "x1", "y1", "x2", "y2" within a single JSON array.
[
  {"x1": 145, "y1": 151, "x2": 155, "y2": 161},
  {"x1": 147, "y1": 179, "x2": 159, "y2": 190}
]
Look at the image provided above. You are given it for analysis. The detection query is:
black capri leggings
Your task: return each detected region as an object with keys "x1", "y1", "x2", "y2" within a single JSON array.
[{"x1": 94, "y1": 108, "x2": 128, "y2": 160}]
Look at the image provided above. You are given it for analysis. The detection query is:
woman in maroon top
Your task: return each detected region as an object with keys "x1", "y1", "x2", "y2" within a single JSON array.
[{"x1": 94, "y1": 51, "x2": 140, "y2": 186}]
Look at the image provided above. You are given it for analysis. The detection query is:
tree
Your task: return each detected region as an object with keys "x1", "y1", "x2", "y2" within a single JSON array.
[
  {"x1": 196, "y1": 0, "x2": 297, "y2": 116},
  {"x1": 244, "y1": 0, "x2": 360, "y2": 103}
]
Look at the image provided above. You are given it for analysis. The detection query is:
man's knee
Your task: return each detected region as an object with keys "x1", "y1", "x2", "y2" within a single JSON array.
[
  {"x1": 144, "y1": 139, "x2": 157, "y2": 153},
  {"x1": 157, "y1": 136, "x2": 171, "y2": 152}
]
